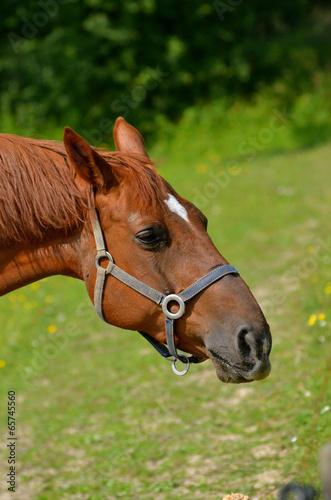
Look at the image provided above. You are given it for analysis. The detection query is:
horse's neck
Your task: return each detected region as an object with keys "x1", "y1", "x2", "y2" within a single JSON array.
[{"x1": 0, "y1": 232, "x2": 85, "y2": 296}]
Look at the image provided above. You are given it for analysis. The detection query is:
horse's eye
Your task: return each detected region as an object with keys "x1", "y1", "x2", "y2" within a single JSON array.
[{"x1": 135, "y1": 228, "x2": 164, "y2": 247}]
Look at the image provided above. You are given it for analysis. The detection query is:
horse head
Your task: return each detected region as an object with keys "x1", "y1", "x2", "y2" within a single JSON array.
[{"x1": 63, "y1": 118, "x2": 271, "y2": 383}]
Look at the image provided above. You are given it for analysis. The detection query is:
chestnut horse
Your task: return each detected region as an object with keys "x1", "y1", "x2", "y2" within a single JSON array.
[{"x1": 0, "y1": 117, "x2": 271, "y2": 382}]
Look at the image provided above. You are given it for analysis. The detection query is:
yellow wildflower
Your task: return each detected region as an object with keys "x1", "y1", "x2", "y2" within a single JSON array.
[
  {"x1": 318, "y1": 313, "x2": 326, "y2": 321},
  {"x1": 47, "y1": 325, "x2": 57, "y2": 334},
  {"x1": 0, "y1": 360, "x2": 6, "y2": 368},
  {"x1": 308, "y1": 315, "x2": 317, "y2": 326},
  {"x1": 195, "y1": 163, "x2": 207, "y2": 175},
  {"x1": 30, "y1": 282, "x2": 40, "y2": 291},
  {"x1": 324, "y1": 283, "x2": 331, "y2": 295},
  {"x1": 229, "y1": 166, "x2": 241, "y2": 176}
]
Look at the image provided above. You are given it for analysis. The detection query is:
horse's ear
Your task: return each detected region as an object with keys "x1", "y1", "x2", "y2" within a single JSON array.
[
  {"x1": 113, "y1": 117, "x2": 149, "y2": 158},
  {"x1": 63, "y1": 127, "x2": 115, "y2": 192}
]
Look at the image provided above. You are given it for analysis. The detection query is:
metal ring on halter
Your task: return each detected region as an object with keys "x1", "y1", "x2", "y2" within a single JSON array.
[
  {"x1": 95, "y1": 251, "x2": 113, "y2": 270},
  {"x1": 171, "y1": 353, "x2": 190, "y2": 376},
  {"x1": 162, "y1": 294, "x2": 185, "y2": 320}
]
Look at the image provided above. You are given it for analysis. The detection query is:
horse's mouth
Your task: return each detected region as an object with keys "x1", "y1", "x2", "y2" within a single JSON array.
[{"x1": 208, "y1": 349, "x2": 262, "y2": 384}]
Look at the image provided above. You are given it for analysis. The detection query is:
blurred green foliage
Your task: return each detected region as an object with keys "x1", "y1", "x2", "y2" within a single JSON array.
[{"x1": 0, "y1": 0, "x2": 330, "y2": 141}]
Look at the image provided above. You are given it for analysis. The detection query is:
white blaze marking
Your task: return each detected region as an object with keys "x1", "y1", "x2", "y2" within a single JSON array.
[
  {"x1": 164, "y1": 193, "x2": 189, "y2": 222},
  {"x1": 127, "y1": 212, "x2": 138, "y2": 223}
]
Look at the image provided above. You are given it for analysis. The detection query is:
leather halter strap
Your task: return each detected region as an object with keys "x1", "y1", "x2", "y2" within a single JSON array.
[{"x1": 91, "y1": 209, "x2": 240, "y2": 375}]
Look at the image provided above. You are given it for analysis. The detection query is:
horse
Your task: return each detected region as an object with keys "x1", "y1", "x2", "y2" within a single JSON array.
[{"x1": 0, "y1": 117, "x2": 271, "y2": 382}]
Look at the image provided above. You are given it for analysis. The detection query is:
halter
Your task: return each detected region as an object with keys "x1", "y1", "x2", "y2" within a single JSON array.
[{"x1": 91, "y1": 209, "x2": 240, "y2": 376}]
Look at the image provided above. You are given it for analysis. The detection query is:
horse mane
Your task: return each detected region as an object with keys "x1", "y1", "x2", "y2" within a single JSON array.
[{"x1": 0, "y1": 134, "x2": 166, "y2": 247}]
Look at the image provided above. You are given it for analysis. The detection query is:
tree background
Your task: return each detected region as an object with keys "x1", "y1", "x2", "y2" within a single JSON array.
[{"x1": 0, "y1": 0, "x2": 330, "y2": 142}]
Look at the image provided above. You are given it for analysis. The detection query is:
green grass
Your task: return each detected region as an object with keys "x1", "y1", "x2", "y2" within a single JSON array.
[{"x1": 1, "y1": 113, "x2": 331, "y2": 499}]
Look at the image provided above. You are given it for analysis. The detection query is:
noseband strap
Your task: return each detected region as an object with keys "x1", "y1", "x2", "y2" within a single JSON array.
[{"x1": 91, "y1": 209, "x2": 240, "y2": 376}]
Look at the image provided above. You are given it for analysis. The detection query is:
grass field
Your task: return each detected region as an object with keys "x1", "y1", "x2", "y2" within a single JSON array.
[{"x1": 0, "y1": 114, "x2": 331, "y2": 499}]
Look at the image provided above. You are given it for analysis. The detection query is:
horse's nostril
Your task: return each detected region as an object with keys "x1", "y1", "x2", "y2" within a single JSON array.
[
  {"x1": 233, "y1": 327, "x2": 271, "y2": 381},
  {"x1": 237, "y1": 327, "x2": 252, "y2": 358}
]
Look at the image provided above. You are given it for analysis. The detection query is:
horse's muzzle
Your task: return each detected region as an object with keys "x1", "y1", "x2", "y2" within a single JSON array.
[{"x1": 207, "y1": 326, "x2": 272, "y2": 383}]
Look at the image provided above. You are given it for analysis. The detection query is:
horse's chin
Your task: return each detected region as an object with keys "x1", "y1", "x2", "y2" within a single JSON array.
[{"x1": 214, "y1": 363, "x2": 252, "y2": 384}]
